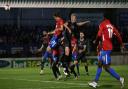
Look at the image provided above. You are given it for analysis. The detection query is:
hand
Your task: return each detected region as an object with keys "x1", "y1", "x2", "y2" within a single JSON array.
[
  {"x1": 47, "y1": 32, "x2": 50, "y2": 35},
  {"x1": 78, "y1": 50, "x2": 82, "y2": 53},
  {"x1": 93, "y1": 40, "x2": 96, "y2": 44},
  {"x1": 36, "y1": 49, "x2": 42, "y2": 53},
  {"x1": 121, "y1": 45, "x2": 125, "y2": 53}
]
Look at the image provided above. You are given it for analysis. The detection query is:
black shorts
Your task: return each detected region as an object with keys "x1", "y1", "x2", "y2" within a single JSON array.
[
  {"x1": 64, "y1": 30, "x2": 71, "y2": 48},
  {"x1": 64, "y1": 38, "x2": 71, "y2": 47},
  {"x1": 77, "y1": 51, "x2": 87, "y2": 63}
]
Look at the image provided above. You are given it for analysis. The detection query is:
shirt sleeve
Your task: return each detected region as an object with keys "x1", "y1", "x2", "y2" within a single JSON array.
[
  {"x1": 97, "y1": 24, "x2": 103, "y2": 37},
  {"x1": 113, "y1": 27, "x2": 123, "y2": 46}
]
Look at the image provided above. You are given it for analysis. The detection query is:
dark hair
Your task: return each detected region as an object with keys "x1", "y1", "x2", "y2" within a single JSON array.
[
  {"x1": 80, "y1": 31, "x2": 84, "y2": 34},
  {"x1": 103, "y1": 12, "x2": 112, "y2": 20},
  {"x1": 53, "y1": 12, "x2": 61, "y2": 17},
  {"x1": 71, "y1": 13, "x2": 77, "y2": 17}
]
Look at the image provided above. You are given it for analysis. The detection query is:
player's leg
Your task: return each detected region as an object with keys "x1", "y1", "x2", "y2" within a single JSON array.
[
  {"x1": 70, "y1": 52, "x2": 78, "y2": 79},
  {"x1": 76, "y1": 53, "x2": 81, "y2": 76},
  {"x1": 60, "y1": 53, "x2": 69, "y2": 76},
  {"x1": 52, "y1": 61, "x2": 58, "y2": 79},
  {"x1": 40, "y1": 46, "x2": 51, "y2": 74},
  {"x1": 103, "y1": 51, "x2": 124, "y2": 88},
  {"x1": 79, "y1": 52, "x2": 89, "y2": 75},
  {"x1": 84, "y1": 61, "x2": 89, "y2": 75},
  {"x1": 40, "y1": 54, "x2": 46, "y2": 75},
  {"x1": 94, "y1": 60, "x2": 102, "y2": 82},
  {"x1": 48, "y1": 52, "x2": 53, "y2": 69},
  {"x1": 88, "y1": 51, "x2": 103, "y2": 88},
  {"x1": 70, "y1": 63, "x2": 78, "y2": 79},
  {"x1": 84, "y1": 54, "x2": 89, "y2": 75},
  {"x1": 63, "y1": 46, "x2": 70, "y2": 76},
  {"x1": 88, "y1": 60, "x2": 102, "y2": 88},
  {"x1": 52, "y1": 49, "x2": 62, "y2": 80},
  {"x1": 76, "y1": 62, "x2": 80, "y2": 76}
]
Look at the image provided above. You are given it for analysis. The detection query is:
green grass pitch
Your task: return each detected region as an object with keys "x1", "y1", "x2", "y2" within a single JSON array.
[{"x1": 0, "y1": 65, "x2": 127, "y2": 89}]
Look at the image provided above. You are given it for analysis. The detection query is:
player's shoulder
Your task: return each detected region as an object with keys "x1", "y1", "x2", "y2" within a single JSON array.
[
  {"x1": 100, "y1": 19, "x2": 111, "y2": 25},
  {"x1": 59, "y1": 19, "x2": 65, "y2": 24}
]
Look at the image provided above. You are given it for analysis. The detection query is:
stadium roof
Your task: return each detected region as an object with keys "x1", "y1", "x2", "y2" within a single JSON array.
[{"x1": 0, "y1": 0, "x2": 128, "y2": 8}]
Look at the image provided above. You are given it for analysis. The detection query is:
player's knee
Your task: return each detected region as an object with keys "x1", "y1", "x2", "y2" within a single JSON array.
[
  {"x1": 103, "y1": 65, "x2": 109, "y2": 70},
  {"x1": 84, "y1": 62, "x2": 88, "y2": 66},
  {"x1": 65, "y1": 52, "x2": 69, "y2": 56},
  {"x1": 74, "y1": 61, "x2": 78, "y2": 65},
  {"x1": 70, "y1": 65, "x2": 75, "y2": 72},
  {"x1": 65, "y1": 47, "x2": 70, "y2": 56},
  {"x1": 47, "y1": 46, "x2": 51, "y2": 52},
  {"x1": 70, "y1": 64, "x2": 75, "y2": 69},
  {"x1": 52, "y1": 62, "x2": 56, "y2": 67},
  {"x1": 98, "y1": 61, "x2": 102, "y2": 68}
]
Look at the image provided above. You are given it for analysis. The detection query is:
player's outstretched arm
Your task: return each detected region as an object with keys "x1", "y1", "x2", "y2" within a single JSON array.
[
  {"x1": 48, "y1": 30, "x2": 55, "y2": 35},
  {"x1": 37, "y1": 44, "x2": 44, "y2": 53},
  {"x1": 77, "y1": 21, "x2": 90, "y2": 26}
]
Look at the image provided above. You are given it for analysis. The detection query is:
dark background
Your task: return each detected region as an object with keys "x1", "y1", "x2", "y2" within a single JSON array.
[{"x1": 0, "y1": 8, "x2": 128, "y2": 58}]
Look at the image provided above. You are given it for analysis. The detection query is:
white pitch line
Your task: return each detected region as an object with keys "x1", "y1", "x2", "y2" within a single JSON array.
[
  {"x1": 38, "y1": 86, "x2": 86, "y2": 89},
  {"x1": 0, "y1": 78, "x2": 88, "y2": 86},
  {"x1": 0, "y1": 77, "x2": 126, "y2": 87}
]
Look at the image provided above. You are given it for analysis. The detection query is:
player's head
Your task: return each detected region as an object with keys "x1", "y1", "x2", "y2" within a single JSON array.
[
  {"x1": 80, "y1": 32, "x2": 85, "y2": 38},
  {"x1": 53, "y1": 12, "x2": 61, "y2": 20},
  {"x1": 71, "y1": 33, "x2": 75, "y2": 37},
  {"x1": 43, "y1": 31, "x2": 47, "y2": 36},
  {"x1": 103, "y1": 12, "x2": 111, "y2": 20},
  {"x1": 71, "y1": 13, "x2": 77, "y2": 23}
]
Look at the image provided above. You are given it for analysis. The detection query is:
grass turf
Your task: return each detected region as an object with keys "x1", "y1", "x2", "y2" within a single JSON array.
[{"x1": 0, "y1": 65, "x2": 127, "y2": 89}]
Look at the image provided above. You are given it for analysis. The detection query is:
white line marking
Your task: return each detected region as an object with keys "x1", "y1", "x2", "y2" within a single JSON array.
[
  {"x1": 0, "y1": 78, "x2": 87, "y2": 86},
  {"x1": 0, "y1": 77, "x2": 126, "y2": 87}
]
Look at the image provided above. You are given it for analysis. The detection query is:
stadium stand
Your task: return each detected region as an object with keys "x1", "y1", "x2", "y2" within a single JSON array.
[{"x1": 0, "y1": 0, "x2": 128, "y2": 8}]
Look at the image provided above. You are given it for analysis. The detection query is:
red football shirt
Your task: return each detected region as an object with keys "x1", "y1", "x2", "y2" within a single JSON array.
[
  {"x1": 97, "y1": 19, "x2": 123, "y2": 50},
  {"x1": 71, "y1": 36, "x2": 77, "y2": 51},
  {"x1": 54, "y1": 18, "x2": 64, "y2": 37}
]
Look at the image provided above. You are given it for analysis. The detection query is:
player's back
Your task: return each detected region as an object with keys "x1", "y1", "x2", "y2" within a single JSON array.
[{"x1": 99, "y1": 19, "x2": 114, "y2": 50}]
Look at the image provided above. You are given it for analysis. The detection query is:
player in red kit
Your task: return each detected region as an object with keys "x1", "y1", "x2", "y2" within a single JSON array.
[
  {"x1": 88, "y1": 18, "x2": 125, "y2": 88},
  {"x1": 48, "y1": 13, "x2": 64, "y2": 80}
]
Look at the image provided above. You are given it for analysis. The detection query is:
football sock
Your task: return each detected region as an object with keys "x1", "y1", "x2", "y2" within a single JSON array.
[{"x1": 95, "y1": 67, "x2": 102, "y2": 82}]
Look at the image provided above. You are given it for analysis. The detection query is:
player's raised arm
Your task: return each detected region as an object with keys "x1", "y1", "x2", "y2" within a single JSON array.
[
  {"x1": 64, "y1": 22, "x2": 71, "y2": 33},
  {"x1": 37, "y1": 43, "x2": 44, "y2": 52},
  {"x1": 77, "y1": 21, "x2": 90, "y2": 26}
]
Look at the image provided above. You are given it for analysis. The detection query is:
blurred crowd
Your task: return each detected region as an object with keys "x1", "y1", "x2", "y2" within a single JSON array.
[
  {"x1": 0, "y1": 24, "x2": 128, "y2": 58},
  {"x1": 0, "y1": 24, "x2": 53, "y2": 57},
  {"x1": 0, "y1": 25, "x2": 42, "y2": 45}
]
